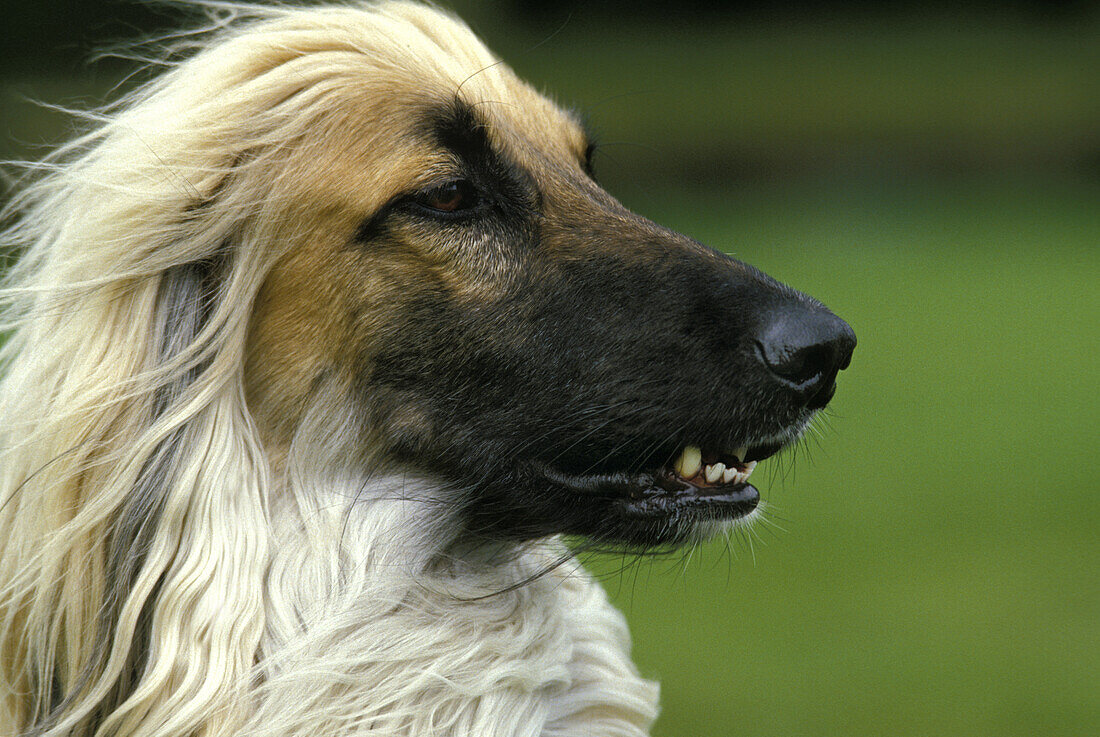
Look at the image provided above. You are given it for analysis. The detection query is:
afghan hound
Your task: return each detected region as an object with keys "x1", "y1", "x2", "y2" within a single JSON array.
[{"x1": 0, "y1": 2, "x2": 855, "y2": 735}]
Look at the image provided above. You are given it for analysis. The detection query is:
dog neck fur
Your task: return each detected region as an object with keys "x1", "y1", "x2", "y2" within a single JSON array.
[{"x1": 257, "y1": 471, "x2": 658, "y2": 737}]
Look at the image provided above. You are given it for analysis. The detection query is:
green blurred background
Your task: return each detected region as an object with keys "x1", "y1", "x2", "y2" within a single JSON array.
[{"x1": 2, "y1": 1, "x2": 1098, "y2": 735}]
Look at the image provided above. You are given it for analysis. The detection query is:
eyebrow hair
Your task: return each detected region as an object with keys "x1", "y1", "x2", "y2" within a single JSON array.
[{"x1": 424, "y1": 98, "x2": 496, "y2": 168}]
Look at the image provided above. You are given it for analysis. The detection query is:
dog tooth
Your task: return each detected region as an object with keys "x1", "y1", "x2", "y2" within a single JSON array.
[
  {"x1": 733, "y1": 446, "x2": 748, "y2": 463},
  {"x1": 721, "y1": 467, "x2": 736, "y2": 484},
  {"x1": 677, "y1": 445, "x2": 702, "y2": 479},
  {"x1": 705, "y1": 462, "x2": 724, "y2": 484},
  {"x1": 743, "y1": 460, "x2": 757, "y2": 478}
]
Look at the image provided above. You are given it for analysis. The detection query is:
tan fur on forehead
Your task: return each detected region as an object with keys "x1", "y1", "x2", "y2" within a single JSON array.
[
  {"x1": 239, "y1": 0, "x2": 588, "y2": 264},
  {"x1": 256, "y1": 0, "x2": 586, "y2": 186}
]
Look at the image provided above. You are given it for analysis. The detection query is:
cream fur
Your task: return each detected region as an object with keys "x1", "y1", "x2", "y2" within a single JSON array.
[{"x1": 0, "y1": 3, "x2": 658, "y2": 736}]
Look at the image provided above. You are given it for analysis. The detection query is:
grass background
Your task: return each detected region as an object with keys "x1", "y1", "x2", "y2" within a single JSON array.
[{"x1": 3, "y1": 2, "x2": 1098, "y2": 735}]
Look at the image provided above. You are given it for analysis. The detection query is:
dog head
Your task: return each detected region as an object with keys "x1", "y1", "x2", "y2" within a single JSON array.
[
  {"x1": 242, "y1": 3, "x2": 856, "y2": 549},
  {"x1": 0, "y1": 4, "x2": 857, "y2": 734}
]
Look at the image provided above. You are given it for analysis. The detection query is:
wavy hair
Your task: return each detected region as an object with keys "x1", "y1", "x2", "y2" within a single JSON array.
[{"x1": 0, "y1": 3, "x2": 657, "y2": 735}]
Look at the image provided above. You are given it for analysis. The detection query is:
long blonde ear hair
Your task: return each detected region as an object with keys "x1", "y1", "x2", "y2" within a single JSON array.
[{"x1": 0, "y1": 3, "x2": 397, "y2": 733}]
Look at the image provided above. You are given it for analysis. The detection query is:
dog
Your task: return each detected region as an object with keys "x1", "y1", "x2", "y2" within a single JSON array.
[{"x1": 0, "y1": 3, "x2": 855, "y2": 735}]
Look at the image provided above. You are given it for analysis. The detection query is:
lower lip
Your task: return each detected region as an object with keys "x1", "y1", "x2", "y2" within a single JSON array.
[{"x1": 622, "y1": 481, "x2": 760, "y2": 519}]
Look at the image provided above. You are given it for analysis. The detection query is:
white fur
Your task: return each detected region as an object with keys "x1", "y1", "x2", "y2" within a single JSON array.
[{"x1": 0, "y1": 3, "x2": 659, "y2": 735}]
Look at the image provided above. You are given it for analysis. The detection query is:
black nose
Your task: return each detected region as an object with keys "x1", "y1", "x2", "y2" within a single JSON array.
[{"x1": 756, "y1": 304, "x2": 856, "y2": 410}]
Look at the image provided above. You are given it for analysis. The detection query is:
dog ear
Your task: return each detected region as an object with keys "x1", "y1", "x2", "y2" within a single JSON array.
[
  {"x1": 93, "y1": 256, "x2": 271, "y2": 737},
  {"x1": 92, "y1": 258, "x2": 224, "y2": 720},
  {"x1": 2, "y1": 253, "x2": 271, "y2": 737}
]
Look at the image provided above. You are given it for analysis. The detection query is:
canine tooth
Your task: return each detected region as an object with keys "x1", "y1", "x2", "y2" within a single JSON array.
[
  {"x1": 676, "y1": 445, "x2": 702, "y2": 478},
  {"x1": 705, "y1": 463, "x2": 725, "y2": 483},
  {"x1": 733, "y1": 446, "x2": 748, "y2": 463},
  {"x1": 721, "y1": 467, "x2": 737, "y2": 484},
  {"x1": 743, "y1": 460, "x2": 758, "y2": 478}
]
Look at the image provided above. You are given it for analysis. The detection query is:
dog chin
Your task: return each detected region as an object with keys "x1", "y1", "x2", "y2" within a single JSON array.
[
  {"x1": 592, "y1": 497, "x2": 766, "y2": 551},
  {"x1": 687, "y1": 503, "x2": 764, "y2": 544}
]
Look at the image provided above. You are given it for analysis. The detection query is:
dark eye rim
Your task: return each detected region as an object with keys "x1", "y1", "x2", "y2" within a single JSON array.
[{"x1": 404, "y1": 178, "x2": 488, "y2": 221}]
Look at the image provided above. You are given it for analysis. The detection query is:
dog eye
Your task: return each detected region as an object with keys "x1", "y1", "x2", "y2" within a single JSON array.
[{"x1": 412, "y1": 180, "x2": 481, "y2": 215}]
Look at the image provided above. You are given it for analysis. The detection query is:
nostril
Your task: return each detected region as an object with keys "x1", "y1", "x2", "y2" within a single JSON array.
[
  {"x1": 756, "y1": 339, "x2": 829, "y2": 386},
  {"x1": 756, "y1": 308, "x2": 856, "y2": 392}
]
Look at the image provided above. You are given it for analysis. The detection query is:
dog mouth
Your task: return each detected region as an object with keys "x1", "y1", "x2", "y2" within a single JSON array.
[
  {"x1": 669, "y1": 443, "x2": 777, "y2": 488},
  {"x1": 537, "y1": 440, "x2": 786, "y2": 523}
]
